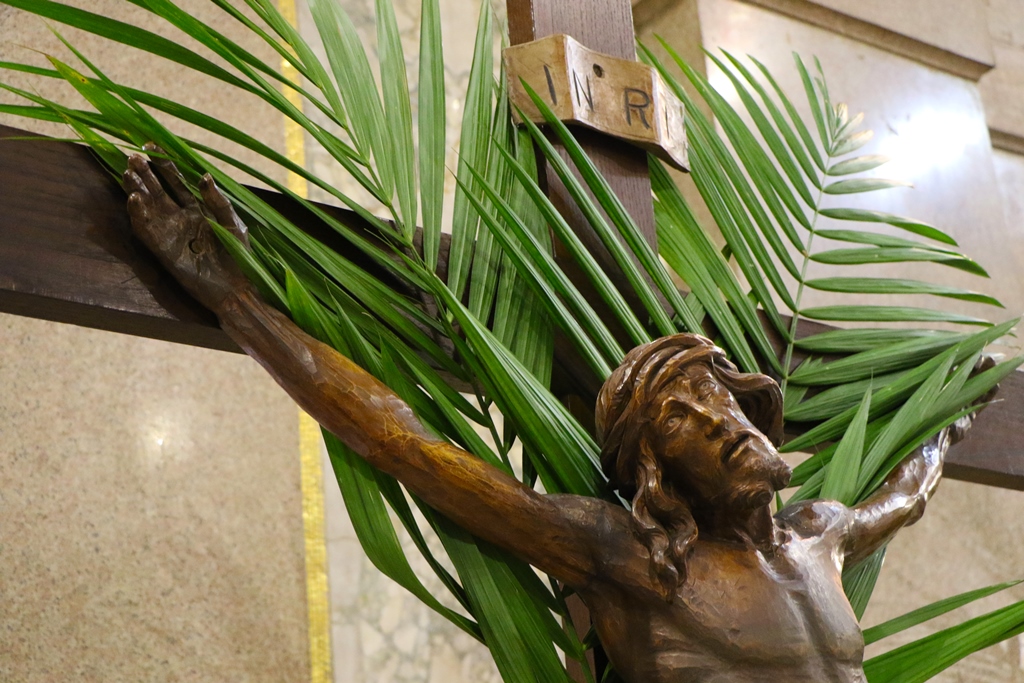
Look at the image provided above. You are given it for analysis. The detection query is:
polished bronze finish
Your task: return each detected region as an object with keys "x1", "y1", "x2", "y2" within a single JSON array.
[{"x1": 124, "y1": 151, "x2": 975, "y2": 682}]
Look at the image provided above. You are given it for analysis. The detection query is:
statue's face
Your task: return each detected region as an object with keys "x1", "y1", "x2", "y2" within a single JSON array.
[{"x1": 650, "y1": 363, "x2": 791, "y2": 510}]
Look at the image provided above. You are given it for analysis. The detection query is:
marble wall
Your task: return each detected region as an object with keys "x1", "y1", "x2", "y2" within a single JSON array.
[
  {"x1": 790, "y1": 0, "x2": 992, "y2": 66},
  {"x1": 322, "y1": 436, "x2": 500, "y2": 683},
  {"x1": 980, "y1": 0, "x2": 1024, "y2": 146},
  {"x1": 0, "y1": 1, "x2": 308, "y2": 681}
]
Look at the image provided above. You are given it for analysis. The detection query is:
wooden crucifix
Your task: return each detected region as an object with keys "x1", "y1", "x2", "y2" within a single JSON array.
[{"x1": 1, "y1": 0, "x2": 1022, "y2": 681}]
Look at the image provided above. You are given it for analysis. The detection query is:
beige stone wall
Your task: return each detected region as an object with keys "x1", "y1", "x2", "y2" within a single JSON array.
[
  {"x1": 0, "y1": 2, "x2": 308, "y2": 681},
  {"x1": 0, "y1": 316, "x2": 308, "y2": 682}
]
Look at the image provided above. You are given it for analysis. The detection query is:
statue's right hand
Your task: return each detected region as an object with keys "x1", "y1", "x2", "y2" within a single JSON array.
[{"x1": 124, "y1": 144, "x2": 251, "y2": 312}]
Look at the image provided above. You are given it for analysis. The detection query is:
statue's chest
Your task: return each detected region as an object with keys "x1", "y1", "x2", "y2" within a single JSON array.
[{"x1": 670, "y1": 539, "x2": 864, "y2": 665}]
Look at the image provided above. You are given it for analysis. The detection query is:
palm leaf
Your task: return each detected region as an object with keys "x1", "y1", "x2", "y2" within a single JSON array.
[
  {"x1": 519, "y1": 83, "x2": 701, "y2": 337},
  {"x1": 376, "y1": 0, "x2": 417, "y2": 233},
  {"x1": 725, "y1": 51, "x2": 821, "y2": 188},
  {"x1": 418, "y1": 0, "x2": 445, "y2": 269},
  {"x1": 805, "y1": 278, "x2": 1001, "y2": 307},
  {"x1": 819, "y1": 390, "x2": 870, "y2": 504},
  {"x1": 457, "y1": 167, "x2": 618, "y2": 376},
  {"x1": 307, "y1": 0, "x2": 390, "y2": 184},
  {"x1": 468, "y1": 70, "x2": 513, "y2": 322},
  {"x1": 794, "y1": 328, "x2": 961, "y2": 354},
  {"x1": 863, "y1": 579, "x2": 1024, "y2": 645},
  {"x1": 864, "y1": 599, "x2": 1024, "y2": 683},
  {"x1": 651, "y1": 159, "x2": 773, "y2": 373},
  {"x1": 819, "y1": 208, "x2": 958, "y2": 245},
  {"x1": 448, "y1": 2, "x2": 493, "y2": 295},
  {"x1": 498, "y1": 143, "x2": 650, "y2": 348},
  {"x1": 845, "y1": 547, "x2": 886, "y2": 620}
]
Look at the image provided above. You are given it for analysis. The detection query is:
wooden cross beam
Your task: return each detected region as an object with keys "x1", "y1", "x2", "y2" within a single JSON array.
[{"x1": 1, "y1": 0, "x2": 1022, "y2": 499}]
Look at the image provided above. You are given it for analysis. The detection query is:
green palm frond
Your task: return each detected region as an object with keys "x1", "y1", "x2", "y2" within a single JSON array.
[
  {"x1": 638, "y1": 43, "x2": 1024, "y2": 672},
  {"x1": 3, "y1": 1, "x2": 1022, "y2": 681}
]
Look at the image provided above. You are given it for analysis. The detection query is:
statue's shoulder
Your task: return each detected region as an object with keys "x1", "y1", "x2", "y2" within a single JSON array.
[
  {"x1": 545, "y1": 494, "x2": 658, "y2": 593},
  {"x1": 546, "y1": 494, "x2": 632, "y2": 535},
  {"x1": 775, "y1": 499, "x2": 852, "y2": 540},
  {"x1": 546, "y1": 494, "x2": 642, "y2": 563}
]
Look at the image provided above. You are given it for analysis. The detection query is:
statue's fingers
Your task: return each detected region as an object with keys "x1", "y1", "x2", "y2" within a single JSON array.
[
  {"x1": 123, "y1": 167, "x2": 148, "y2": 199},
  {"x1": 199, "y1": 173, "x2": 249, "y2": 247},
  {"x1": 143, "y1": 142, "x2": 198, "y2": 209},
  {"x1": 125, "y1": 169, "x2": 158, "y2": 237},
  {"x1": 127, "y1": 153, "x2": 178, "y2": 213},
  {"x1": 127, "y1": 191, "x2": 151, "y2": 225}
]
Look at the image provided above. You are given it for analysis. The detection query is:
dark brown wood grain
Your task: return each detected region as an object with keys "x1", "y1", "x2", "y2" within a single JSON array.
[
  {"x1": 0, "y1": 124, "x2": 234, "y2": 350},
  {"x1": 0, "y1": 124, "x2": 441, "y2": 352},
  {"x1": 945, "y1": 375, "x2": 1024, "y2": 490},
  {"x1": 506, "y1": 3, "x2": 656, "y2": 678}
]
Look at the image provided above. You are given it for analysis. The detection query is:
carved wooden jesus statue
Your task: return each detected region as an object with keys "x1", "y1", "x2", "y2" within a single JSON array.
[{"x1": 123, "y1": 150, "x2": 968, "y2": 683}]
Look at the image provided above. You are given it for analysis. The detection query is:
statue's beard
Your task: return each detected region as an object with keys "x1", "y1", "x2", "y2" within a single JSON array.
[{"x1": 722, "y1": 441, "x2": 792, "y2": 510}]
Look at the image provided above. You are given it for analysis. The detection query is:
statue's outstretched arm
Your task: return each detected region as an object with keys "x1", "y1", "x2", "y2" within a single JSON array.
[
  {"x1": 841, "y1": 426, "x2": 951, "y2": 566},
  {"x1": 842, "y1": 397, "x2": 986, "y2": 566},
  {"x1": 123, "y1": 151, "x2": 598, "y2": 587}
]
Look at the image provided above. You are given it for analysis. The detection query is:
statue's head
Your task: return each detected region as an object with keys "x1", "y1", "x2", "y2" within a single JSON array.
[{"x1": 595, "y1": 334, "x2": 790, "y2": 598}]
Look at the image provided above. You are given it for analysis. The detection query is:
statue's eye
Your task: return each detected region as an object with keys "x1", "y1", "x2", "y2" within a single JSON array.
[{"x1": 696, "y1": 378, "x2": 717, "y2": 401}]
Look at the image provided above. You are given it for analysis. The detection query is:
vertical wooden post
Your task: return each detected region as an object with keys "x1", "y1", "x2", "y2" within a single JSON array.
[
  {"x1": 507, "y1": 0, "x2": 658, "y2": 285},
  {"x1": 505, "y1": 2, "x2": 653, "y2": 680}
]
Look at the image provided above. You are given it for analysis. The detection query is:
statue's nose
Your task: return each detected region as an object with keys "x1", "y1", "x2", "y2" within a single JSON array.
[
  {"x1": 692, "y1": 403, "x2": 727, "y2": 437},
  {"x1": 773, "y1": 461, "x2": 793, "y2": 490}
]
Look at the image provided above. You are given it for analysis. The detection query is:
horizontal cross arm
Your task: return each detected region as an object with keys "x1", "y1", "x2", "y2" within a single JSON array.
[
  {"x1": 0, "y1": 124, "x2": 438, "y2": 353},
  {"x1": 0, "y1": 126, "x2": 1019, "y2": 488}
]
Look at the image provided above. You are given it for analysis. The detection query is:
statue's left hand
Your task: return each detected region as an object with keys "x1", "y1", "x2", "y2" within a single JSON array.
[{"x1": 124, "y1": 144, "x2": 252, "y2": 312}]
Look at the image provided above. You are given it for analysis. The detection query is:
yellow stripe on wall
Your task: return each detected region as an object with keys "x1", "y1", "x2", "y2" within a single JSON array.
[
  {"x1": 298, "y1": 410, "x2": 332, "y2": 683},
  {"x1": 275, "y1": 1, "x2": 332, "y2": 682}
]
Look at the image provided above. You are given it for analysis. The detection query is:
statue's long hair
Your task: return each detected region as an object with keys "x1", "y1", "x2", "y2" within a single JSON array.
[{"x1": 595, "y1": 334, "x2": 783, "y2": 600}]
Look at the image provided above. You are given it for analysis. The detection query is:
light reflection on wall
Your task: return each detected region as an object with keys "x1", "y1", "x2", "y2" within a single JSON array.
[
  {"x1": 873, "y1": 105, "x2": 987, "y2": 183},
  {"x1": 706, "y1": 63, "x2": 986, "y2": 189},
  {"x1": 139, "y1": 412, "x2": 189, "y2": 467}
]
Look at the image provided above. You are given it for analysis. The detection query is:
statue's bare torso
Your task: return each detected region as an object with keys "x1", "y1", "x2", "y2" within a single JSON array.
[{"x1": 561, "y1": 498, "x2": 865, "y2": 682}]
